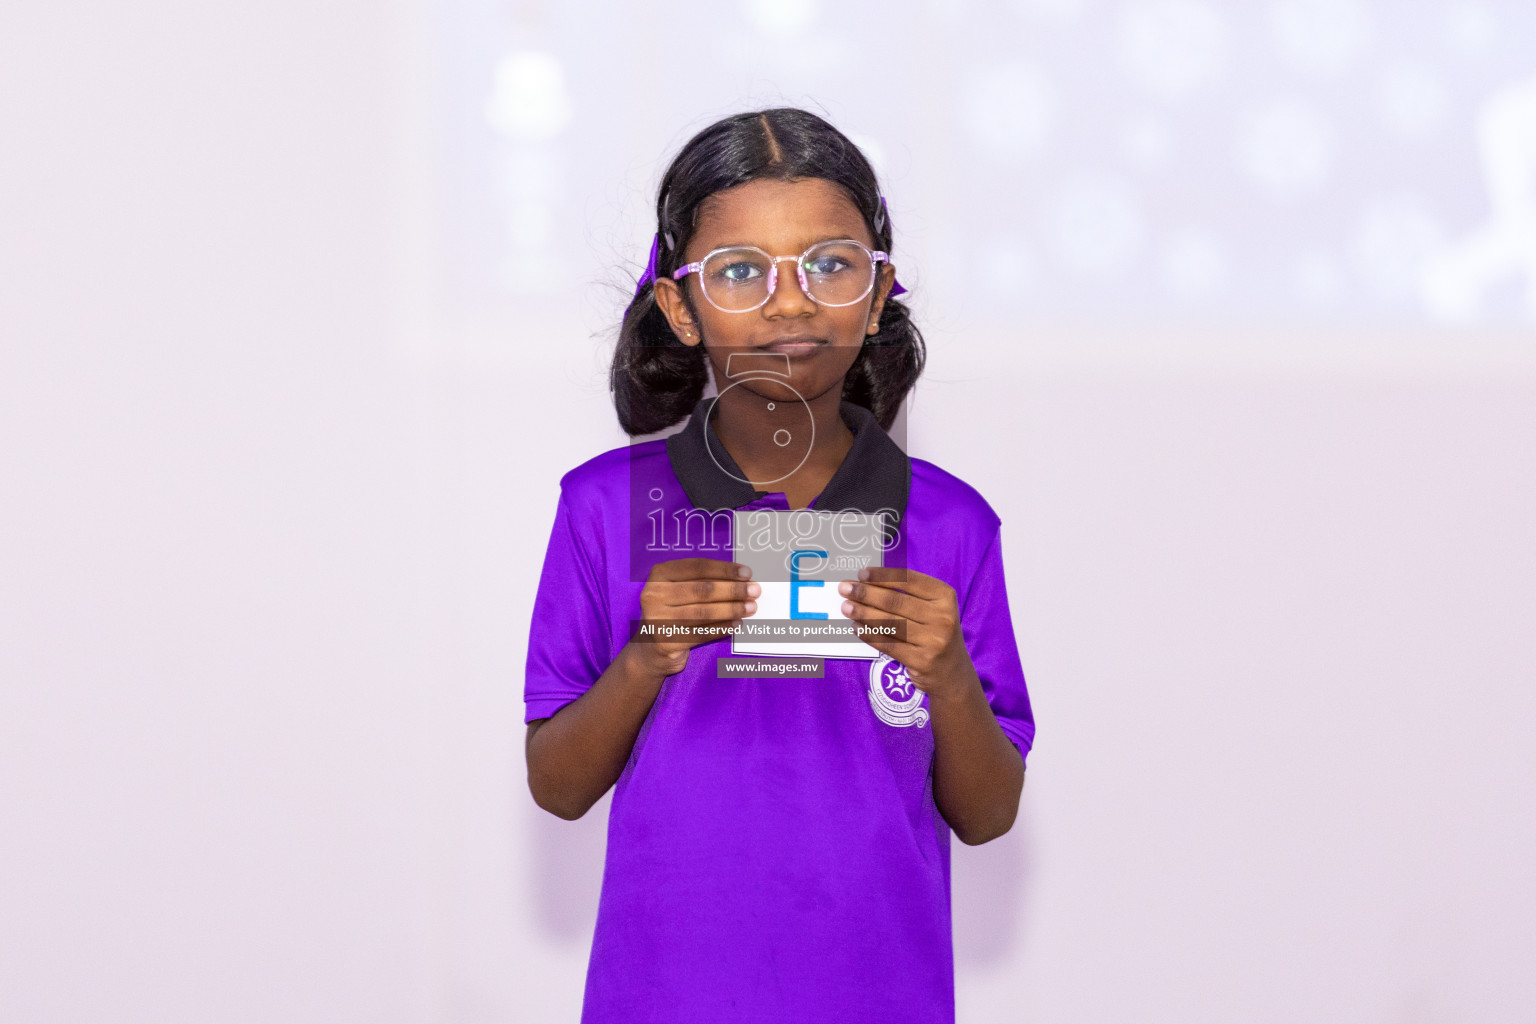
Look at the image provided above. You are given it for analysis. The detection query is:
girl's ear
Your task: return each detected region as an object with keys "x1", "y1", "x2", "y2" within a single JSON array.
[
  {"x1": 652, "y1": 278, "x2": 702, "y2": 347},
  {"x1": 866, "y1": 262, "x2": 897, "y2": 336}
]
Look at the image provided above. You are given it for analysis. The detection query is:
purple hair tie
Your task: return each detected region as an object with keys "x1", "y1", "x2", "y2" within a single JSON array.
[
  {"x1": 633, "y1": 196, "x2": 910, "y2": 299},
  {"x1": 634, "y1": 232, "x2": 661, "y2": 298}
]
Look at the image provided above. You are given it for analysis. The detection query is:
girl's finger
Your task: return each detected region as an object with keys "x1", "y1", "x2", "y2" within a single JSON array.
[
  {"x1": 656, "y1": 618, "x2": 742, "y2": 647},
  {"x1": 659, "y1": 579, "x2": 761, "y2": 608},
  {"x1": 852, "y1": 632, "x2": 923, "y2": 661},
  {"x1": 855, "y1": 566, "x2": 944, "y2": 597},
  {"x1": 840, "y1": 599, "x2": 917, "y2": 644},
  {"x1": 676, "y1": 599, "x2": 757, "y2": 621},
  {"x1": 837, "y1": 581, "x2": 928, "y2": 624},
  {"x1": 653, "y1": 559, "x2": 753, "y2": 582}
]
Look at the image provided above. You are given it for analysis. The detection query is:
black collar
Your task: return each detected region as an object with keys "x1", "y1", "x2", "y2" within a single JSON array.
[{"x1": 666, "y1": 397, "x2": 911, "y2": 528}]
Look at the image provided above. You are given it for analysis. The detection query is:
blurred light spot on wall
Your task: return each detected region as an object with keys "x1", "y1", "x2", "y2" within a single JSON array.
[
  {"x1": 1268, "y1": 0, "x2": 1371, "y2": 78},
  {"x1": 1236, "y1": 98, "x2": 1335, "y2": 200},
  {"x1": 1052, "y1": 175, "x2": 1145, "y2": 276},
  {"x1": 1377, "y1": 64, "x2": 1451, "y2": 142},
  {"x1": 1159, "y1": 227, "x2": 1227, "y2": 297},
  {"x1": 485, "y1": 51, "x2": 573, "y2": 142},
  {"x1": 484, "y1": 50, "x2": 572, "y2": 297},
  {"x1": 1447, "y1": 3, "x2": 1499, "y2": 57},
  {"x1": 1122, "y1": 117, "x2": 1174, "y2": 171},
  {"x1": 1116, "y1": 0, "x2": 1229, "y2": 100},
  {"x1": 1010, "y1": 0, "x2": 1088, "y2": 22},
  {"x1": 1349, "y1": 192, "x2": 1446, "y2": 300},
  {"x1": 962, "y1": 61, "x2": 1054, "y2": 161},
  {"x1": 501, "y1": 150, "x2": 561, "y2": 203},
  {"x1": 1420, "y1": 73, "x2": 1536, "y2": 324},
  {"x1": 1295, "y1": 249, "x2": 1344, "y2": 305},
  {"x1": 743, "y1": 0, "x2": 818, "y2": 37}
]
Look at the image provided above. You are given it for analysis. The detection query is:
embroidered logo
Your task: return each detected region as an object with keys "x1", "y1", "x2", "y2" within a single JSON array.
[{"x1": 868, "y1": 655, "x2": 929, "y2": 728}]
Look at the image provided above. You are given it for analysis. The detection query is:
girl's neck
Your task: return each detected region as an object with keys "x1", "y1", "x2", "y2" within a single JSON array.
[{"x1": 710, "y1": 387, "x2": 855, "y2": 510}]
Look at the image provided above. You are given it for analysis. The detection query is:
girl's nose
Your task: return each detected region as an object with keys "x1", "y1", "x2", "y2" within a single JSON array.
[{"x1": 763, "y1": 258, "x2": 816, "y2": 317}]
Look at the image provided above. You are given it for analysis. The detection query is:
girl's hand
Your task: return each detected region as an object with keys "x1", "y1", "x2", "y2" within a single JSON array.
[
  {"x1": 634, "y1": 558, "x2": 759, "y2": 677},
  {"x1": 838, "y1": 567, "x2": 977, "y2": 703}
]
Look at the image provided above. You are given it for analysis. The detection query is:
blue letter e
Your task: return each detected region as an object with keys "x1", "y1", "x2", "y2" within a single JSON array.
[{"x1": 789, "y1": 549, "x2": 828, "y2": 620}]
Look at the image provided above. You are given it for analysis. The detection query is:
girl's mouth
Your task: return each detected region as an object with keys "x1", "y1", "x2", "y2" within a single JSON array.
[{"x1": 760, "y1": 336, "x2": 826, "y2": 356}]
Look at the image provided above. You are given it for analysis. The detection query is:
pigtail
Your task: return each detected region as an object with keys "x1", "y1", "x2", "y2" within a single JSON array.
[
  {"x1": 841, "y1": 296, "x2": 925, "y2": 432},
  {"x1": 841, "y1": 189, "x2": 924, "y2": 431},
  {"x1": 611, "y1": 285, "x2": 708, "y2": 437}
]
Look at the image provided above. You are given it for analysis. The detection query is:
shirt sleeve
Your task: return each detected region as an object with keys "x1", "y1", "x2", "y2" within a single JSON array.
[
  {"x1": 960, "y1": 525, "x2": 1036, "y2": 766},
  {"x1": 523, "y1": 489, "x2": 613, "y2": 723}
]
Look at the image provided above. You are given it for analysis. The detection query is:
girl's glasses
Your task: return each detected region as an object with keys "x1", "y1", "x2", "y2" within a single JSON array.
[{"x1": 671, "y1": 239, "x2": 891, "y2": 314}]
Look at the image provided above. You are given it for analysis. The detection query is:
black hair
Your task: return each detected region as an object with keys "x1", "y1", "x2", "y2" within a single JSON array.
[{"x1": 610, "y1": 108, "x2": 925, "y2": 436}]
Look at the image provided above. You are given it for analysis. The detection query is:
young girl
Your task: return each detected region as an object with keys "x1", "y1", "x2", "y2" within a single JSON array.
[{"x1": 524, "y1": 108, "x2": 1034, "y2": 1023}]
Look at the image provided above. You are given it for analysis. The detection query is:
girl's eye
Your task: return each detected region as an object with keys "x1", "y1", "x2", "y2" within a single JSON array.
[
  {"x1": 718, "y1": 262, "x2": 765, "y2": 283},
  {"x1": 805, "y1": 256, "x2": 851, "y2": 275}
]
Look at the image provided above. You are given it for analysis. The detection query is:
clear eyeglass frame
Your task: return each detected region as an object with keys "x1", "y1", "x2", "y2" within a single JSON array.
[{"x1": 670, "y1": 239, "x2": 892, "y2": 314}]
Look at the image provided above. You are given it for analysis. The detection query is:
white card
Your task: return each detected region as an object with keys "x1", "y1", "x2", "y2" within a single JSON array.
[{"x1": 730, "y1": 509, "x2": 887, "y2": 660}]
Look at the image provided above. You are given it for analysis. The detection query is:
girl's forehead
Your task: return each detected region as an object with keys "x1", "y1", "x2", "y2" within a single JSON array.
[{"x1": 692, "y1": 178, "x2": 870, "y2": 250}]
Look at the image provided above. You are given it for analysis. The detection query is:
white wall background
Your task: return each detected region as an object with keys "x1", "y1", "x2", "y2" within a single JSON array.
[{"x1": 2, "y1": 1, "x2": 1534, "y2": 1022}]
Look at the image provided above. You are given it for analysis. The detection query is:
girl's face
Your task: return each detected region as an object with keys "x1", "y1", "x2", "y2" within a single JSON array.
[{"x1": 652, "y1": 177, "x2": 896, "y2": 406}]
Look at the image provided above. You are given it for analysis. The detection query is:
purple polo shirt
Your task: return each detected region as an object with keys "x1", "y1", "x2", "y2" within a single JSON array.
[{"x1": 525, "y1": 400, "x2": 1034, "y2": 1024}]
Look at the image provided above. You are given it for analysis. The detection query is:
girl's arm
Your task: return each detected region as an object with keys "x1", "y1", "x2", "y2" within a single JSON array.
[
  {"x1": 838, "y1": 567, "x2": 1025, "y2": 845},
  {"x1": 526, "y1": 640, "x2": 674, "y2": 820},
  {"x1": 526, "y1": 558, "x2": 757, "y2": 820},
  {"x1": 926, "y1": 665, "x2": 1026, "y2": 846}
]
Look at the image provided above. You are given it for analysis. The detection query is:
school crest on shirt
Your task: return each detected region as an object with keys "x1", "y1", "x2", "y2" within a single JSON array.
[{"x1": 869, "y1": 656, "x2": 929, "y2": 728}]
